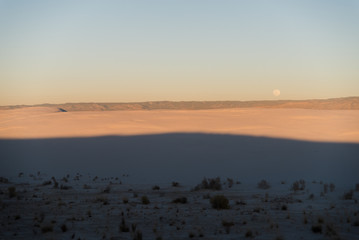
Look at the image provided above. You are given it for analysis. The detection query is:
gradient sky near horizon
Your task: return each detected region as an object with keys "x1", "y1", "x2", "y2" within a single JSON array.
[{"x1": 0, "y1": 1, "x2": 358, "y2": 105}]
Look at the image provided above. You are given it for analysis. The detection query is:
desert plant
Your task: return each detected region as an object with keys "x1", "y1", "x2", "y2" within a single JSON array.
[
  {"x1": 41, "y1": 225, "x2": 53, "y2": 233},
  {"x1": 103, "y1": 185, "x2": 111, "y2": 193},
  {"x1": 133, "y1": 229, "x2": 142, "y2": 240},
  {"x1": 119, "y1": 218, "x2": 129, "y2": 232},
  {"x1": 8, "y1": 186, "x2": 16, "y2": 198},
  {"x1": 245, "y1": 229, "x2": 253, "y2": 238},
  {"x1": 172, "y1": 197, "x2": 187, "y2": 204},
  {"x1": 141, "y1": 196, "x2": 150, "y2": 205},
  {"x1": 172, "y1": 181, "x2": 180, "y2": 187},
  {"x1": 311, "y1": 224, "x2": 322, "y2": 233},
  {"x1": 257, "y1": 180, "x2": 270, "y2": 189},
  {"x1": 60, "y1": 223, "x2": 67, "y2": 232},
  {"x1": 210, "y1": 195, "x2": 230, "y2": 209},
  {"x1": 343, "y1": 190, "x2": 354, "y2": 200},
  {"x1": 222, "y1": 220, "x2": 234, "y2": 234},
  {"x1": 291, "y1": 179, "x2": 305, "y2": 191},
  {"x1": 329, "y1": 183, "x2": 335, "y2": 192},
  {"x1": 194, "y1": 177, "x2": 222, "y2": 191},
  {"x1": 227, "y1": 178, "x2": 234, "y2": 188}
]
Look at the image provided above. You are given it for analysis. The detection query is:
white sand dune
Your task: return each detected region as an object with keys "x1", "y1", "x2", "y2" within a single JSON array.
[{"x1": 0, "y1": 107, "x2": 358, "y2": 143}]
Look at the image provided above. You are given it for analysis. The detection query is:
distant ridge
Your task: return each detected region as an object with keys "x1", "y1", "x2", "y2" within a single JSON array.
[{"x1": 1, "y1": 97, "x2": 359, "y2": 111}]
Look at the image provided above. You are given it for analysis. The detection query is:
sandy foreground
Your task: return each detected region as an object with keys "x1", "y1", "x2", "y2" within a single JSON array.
[
  {"x1": 0, "y1": 107, "x2": 359, "y2": 143},
  {"x1": 1, "y1": 174, "x2": 359, "y2": 240}
]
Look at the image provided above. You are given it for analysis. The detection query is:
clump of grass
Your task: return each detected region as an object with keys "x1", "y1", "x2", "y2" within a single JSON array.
[
  {"x1": 8, "y1": 186, "x2": 16, "y2": 198},
  {"x1": 141, "y1": 196, "x2": 150, "y2": 205},
  {"x1": 210, "y1": 195, "x2": 230, "y2": 210},
  {"x1": 42, "y1": 180, "x2": 52, "y2": 186},
  {"x1": 194, "y1": 177, "x2": 222, "y2": 191},
  {"x1": 172, "y1": 197, "x2": 187, "y2": 204},
  {"x1": 152, "y1": 185, "x2": 160, "y2": 190},
  {"x1": 281, "y1": 205, "x2": 288, "y2": 211},
  {"x1": 123, "y1": 197, "x2": 129, "y2": 204},
  {"x1": 257, "y1": 180, "x2": 270, "y2": 189},
  {"x1": 291, "y1": 179, "x2": 305, "y2": 191}
]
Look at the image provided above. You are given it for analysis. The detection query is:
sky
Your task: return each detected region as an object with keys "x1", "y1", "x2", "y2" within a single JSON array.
[{"x1": 0, "y1": 0, "x2": 358, "y2": 105}]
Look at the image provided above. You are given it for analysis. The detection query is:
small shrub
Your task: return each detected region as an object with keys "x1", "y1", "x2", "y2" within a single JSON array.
[
  {"x1": 210, "y1": 195, "x2": 230, "y2": 210},
  {"x1": 133, "y1": 230, "x2": 142, "y2": 240},
  {"x1": 123, "y1": 197, "x2": 129, "y2": 204},
  {"x1": 141, "y1": 196, "x2": 150, "y2": 205},
  {"x1": 8, "y1": 186, "x2": 16, "y2": 198},
  {"x1": 281, "y1": 205, "x2": 287, "y2": 211},
  {"x1": 42, "y1": 180, "x2": 52, "y2": 186},
  {"x1": 152, "y1": 185, "x2": 160, "y2": 190},
  {"x1": 60, "y1": 185, "x2": 71, "y2": 190},
  {"x1": 119, "y1": 218, "x2": 129, "y2": 232},
  {"x1": 257, "y1": 180, "x2": 271, "y2": 189},
  {"x1": 60, "y1": 223, "x2": 67, "y2": 232},
  {"x1": 41, "y1": 225, "x2": 53, "y2": 233},
  {"x1": 194, "y1": 177, "x2": 222, "y2": 191},
  {"x1": 227, "y1": 178, "x2": 234, "y2": 188},
  {"x1": 172, "y1": 197, "x2": 187, "y2": 204},
  {"x1": 222, "y1": 220, "x2": 234, "y2": 234},
  {"x1": 291, "y1": 179, "x2": 305, "y2": 191},
  {"x1": 0, "y1": 177, "x2": 9, "y2": 183},
  {"x1": 329, "y1": 183, "x2": 335, "y2": 192},
  {"x1": 245, "y1": 229, "x2": 253, "y2": 238},
  {"x1": 103, "y1": 185, "x2": 111, "y2": 193},
  {"x1": 311, "y1": 224, "x2": 322, "y2": 233},
  {"x1": 172, "y1": 181, "x2": 180, "y2": 187},
  {"x1": 343, "y1": 190, "x2": 354, "y2": 200},
  {"x1": 188, "y1": 232, "x2": 195, "y2": 238},
  {"x1": 355, "y1": 183, "x2": 359, "y2": 192}
]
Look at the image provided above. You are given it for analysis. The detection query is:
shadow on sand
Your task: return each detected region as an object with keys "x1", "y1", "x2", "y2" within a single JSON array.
[{"x1": 1, "y1": 133, "x2": 358, "y2": 185}]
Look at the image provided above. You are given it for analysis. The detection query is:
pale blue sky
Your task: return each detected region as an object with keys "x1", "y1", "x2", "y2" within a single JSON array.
[{"x1": 0, "y1": 0, "x2": 358, "y2": 105}]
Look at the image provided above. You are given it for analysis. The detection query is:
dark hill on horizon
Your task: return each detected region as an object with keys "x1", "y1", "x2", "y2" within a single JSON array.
[{"x1": 1, "y1": 97, "x2": 359, "y2": 111}]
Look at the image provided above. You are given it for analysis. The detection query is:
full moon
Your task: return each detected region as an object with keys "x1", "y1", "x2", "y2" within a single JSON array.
[{"x1": 273, "y1": 89, "x2": 280, "y2": 97}]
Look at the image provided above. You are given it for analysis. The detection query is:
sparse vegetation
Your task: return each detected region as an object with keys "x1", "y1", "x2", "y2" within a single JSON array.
[
  {"x1": 119, "y1": 218, "x2": 129, "y2": 232},
  {"x1": 311, "y1": 224, "x2": 322, "y2": 234},
  {"x1": 41, "y1": 224, "x2": 53, "y2": 233},
  {"x1": 291, "y1": 179, "x2": 305, "y2": 191},
  {"x1": 172, "y1": 181, "x2": 180, "y2": 187},
  {"x1": 172, "y1": 197, "x2": 187, "y2": 204},
  {"x1": 257, "y1": 180, "x2": 270, "y2": 189},
  {"x1": 141, "y1": 195, "x2": 150, "y2": 205},
  {"x1": 210, "y1": 195, "x2": 230, "y2": 209},
  {"x1": 8, "y1": 186, "x2": 16, "y2": 198},
  {"x1": 343, "y1": 190, "x2": 354, "y2": 200},
  {"x1": 152, "y1": 185, "x2": 160, "y2": 190},
  {"x1": 194, "y1": 177, "x2": 222, "y2": 191}
]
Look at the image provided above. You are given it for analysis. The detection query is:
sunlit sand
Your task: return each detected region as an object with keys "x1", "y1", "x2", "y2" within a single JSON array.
[{"x1": 0, "y1": 107, "x2": 358, "y2": 143}]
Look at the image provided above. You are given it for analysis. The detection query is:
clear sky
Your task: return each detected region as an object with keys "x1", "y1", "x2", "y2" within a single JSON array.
[{"x1": 0, "y1": 0, "x2": 358, "y2": 105}]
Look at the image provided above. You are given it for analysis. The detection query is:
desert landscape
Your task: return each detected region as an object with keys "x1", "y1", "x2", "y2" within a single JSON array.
[
  {"x1": 1, "y1": 100, "x2": 359, "y2": 239},
  {"x1": 1, "y1": 1, "x2": 359, "y2": 239}
]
